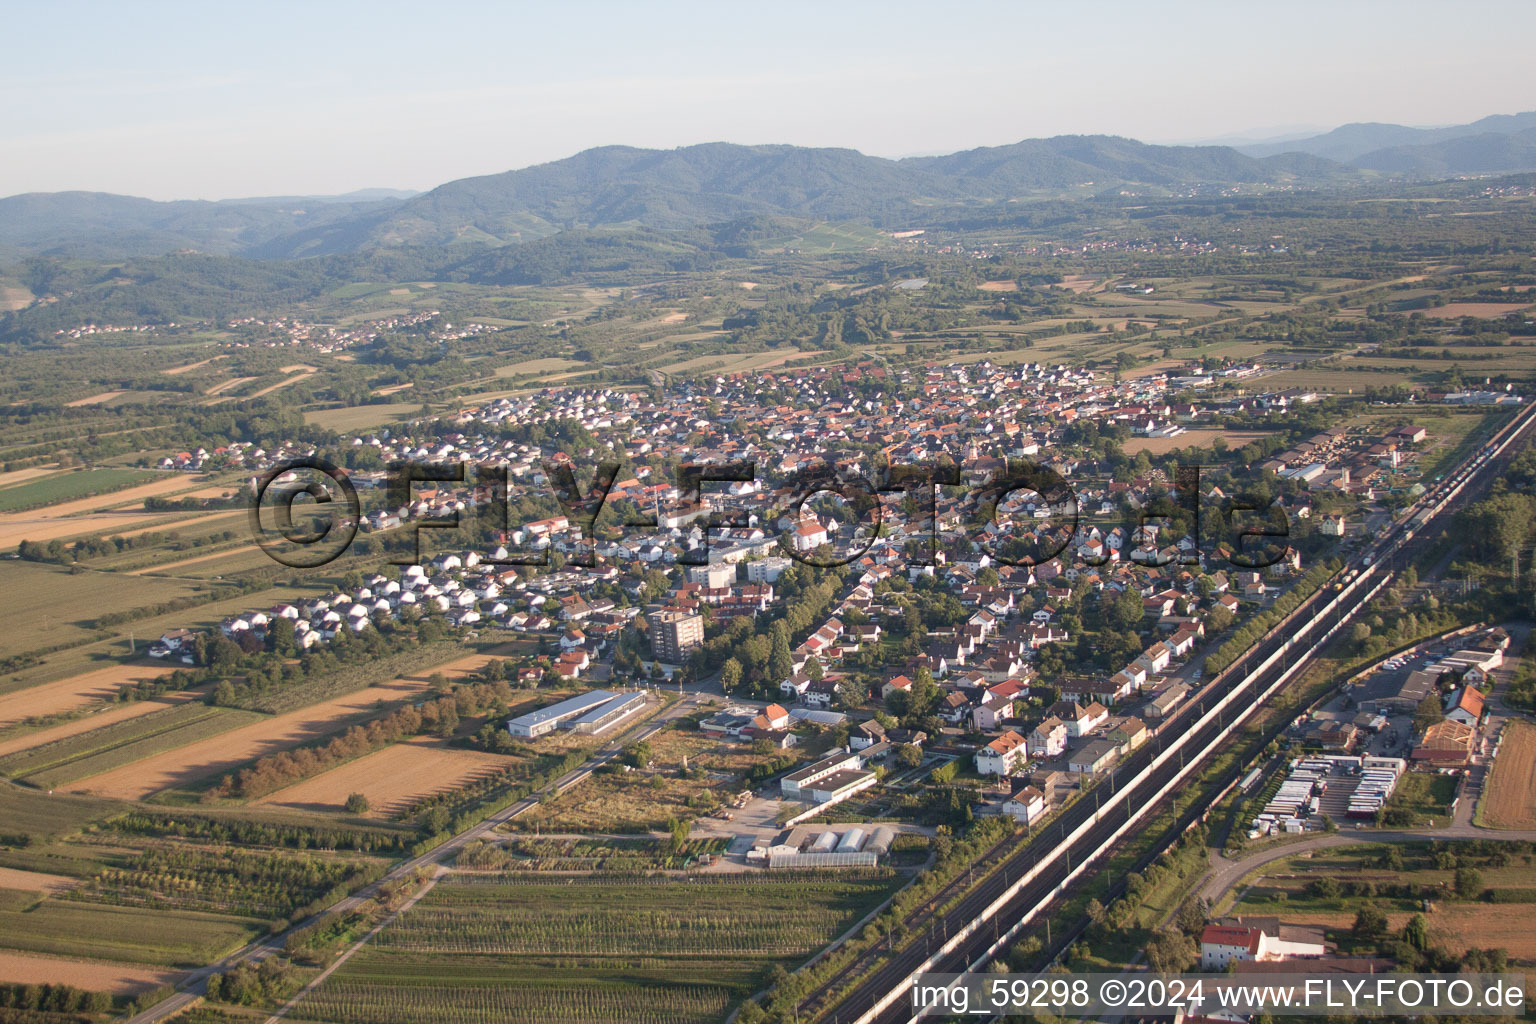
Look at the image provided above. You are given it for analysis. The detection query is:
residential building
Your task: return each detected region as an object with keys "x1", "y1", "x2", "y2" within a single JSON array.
[{"x1": 648, "y1": 609, "x2": 703, "y2": 664}]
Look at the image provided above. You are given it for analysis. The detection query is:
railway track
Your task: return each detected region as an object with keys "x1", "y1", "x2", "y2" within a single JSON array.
[{"x1": 811, "y1": 401, "x2": 1536, "y2": 1024}]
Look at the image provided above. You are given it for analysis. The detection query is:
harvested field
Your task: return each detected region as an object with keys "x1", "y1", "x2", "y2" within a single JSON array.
[
  {"x1": 1056, "y1": 275, "x2": 1101, "y2": 293},
  {"x1": 0, "y1": 663, "x2": 178, "y2": 729},
  {"x1": 1482, "y1": 719, "x2": 1536, "y2": 829},
  {"x1": 659, "y1": 312, "x2": 688, "y2": 323},
  {"x1": 12, "y1": 705, "x2": 261, "y2": 789},
  {"x1": 248, "y1": 371, "x2": 315, "y2": 398},
  {"x1": 1122, "y1": 429, "x2": 1273, "y2": 455},
  {"x1": 0, "y1": 510, "x2": 187, "y2": 549},
  {"x1": 64, "y1": 392, "x2": 126, "y2": 408},
  {"x1": 1420, "y1": 302, "x2": 1532, "y2": 319},
  {"x1": 0, "y1": 867, "x2": 77, "y2": 894},
  {"x1": 58, "y1": 677, "x2": 434, "y2": 801},
  {"x1": 0, "y1": 476, "x2": 189, "y2": 519},
  {"x1": 0, "y1": 951, "x2": 182, "y2": 994},
  {"x1": 978, "y1": 280, "x2": 1018, "y2": 291},
  {"x1": 0, "y1": 694, "x2": 198, "y2": 759},
  {"x1": 0, "y1": 284, "x2": 34, "y2": 312},
  {"x1": 279, "y1": 364, "x2": 317, "y2": 374},
  {"x1": 254, "y1": 736, "x2": 519, "y2": 816},
  {"x1": 738, "y1": 281, "x2": 759, "y2": 289},
  {"x1": 0, "y1": 465, "x2": 62, "y2": 489},
  {"x1": 203, "y1": 376, "x2": 256, "y2": 397},
  {"x1": 162, "y1": 356, "x2": 221, "y2": 375},
  {"x1": 55, "y1": 645, "x2": 515, "y2": 801}
]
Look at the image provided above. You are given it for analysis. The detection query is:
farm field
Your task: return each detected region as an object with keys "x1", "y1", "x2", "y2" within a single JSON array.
[
  {"x1": 0, "y1": 866, "x2": 78, "y2": 894},
  {"x1": 0, "y1": 950, "x2": 182, "y2": 995},
  {"x1": 0, "y1": 561, "x2": 212, "y2": 655},
  {"x1": 0, "y1": 703, "x2": 262, "y2": 788},
  {"x1": 1226, "y1": 841, "x2": 1536, "y2": 961},
  {"x1": 303, "y1": 403, "x2": 419, "y2": 432},
  {"x1": 492, "y1": 356, "x2": 585, "y2": 378},
  {"x1": 657, "y1": 348, "x2": 831, "y2": 375},
  {"x1": 0, "y1": 474, "x2": 192, "y2": 518},
  {"x1": 126, "y1": 543, "x2": 263, "y2": 576},
  {"x1": 0, "y1": 660, "x2": 179, "y2": 727},
  {"x1": 1419, "y1": 302, "x2": 1533, "y2": 318},
  {"x1": 0, "y1": 468, "x2": 156, "y2": 514},
  {"x1": 64, "y1": 391, "x2": 127, "y2": 408},
  {"x1": 58, "y1": 678, "x2": 436, "y2": 801},
  {"x1": 1482, "y1": 719, "x2": 1536, "y2": 829},
  {"x1": 253, "y1": 736, "x2": 521, "y2": 817},
  {"x1": 0, "y1": 898, "x2": 261, "y2": 967},
  {"x1": 162, "y1": 356, "x2": 223, "y2": 375},
  {"x1": 0, "y1": 465, "x2": 63, "y2": 489},
  {"x1": 290, "y1": 874, "x2": 902, "y2": 1024},
  {"x1": 1121, "y1": 429, "x2": 1273, "y2": 455}
]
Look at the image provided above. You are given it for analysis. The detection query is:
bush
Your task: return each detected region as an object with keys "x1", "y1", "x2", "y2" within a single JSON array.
[{"x1": 344, "y1": 793, "x2": 370, "y2": 814}]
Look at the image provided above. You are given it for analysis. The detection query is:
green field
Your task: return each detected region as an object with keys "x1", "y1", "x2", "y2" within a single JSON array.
[
  {"x1": 0, "y1": 468, "x2": 156, "y2": 512},
  {"x1": 0, "y1": 780, "x2": 125, "y2": 840},
  {"x1": 292, "y1": 875, "x2": 901, "y2": 1024},
  {"x1": 0, "y1": 899, "x2": 261, "y2": 967},
  {"x1": 303, "y1": 403, "x2": 420, "y2": 432},
  {"x1": 757, "y1": 221, "x2": 889, "y2": 253},
  {"x1": 0, "y1": 560, "x2": 211, "y2": 657},
  {"x1": 0, "y1": 703, "x2": 260, "y2": 787}
]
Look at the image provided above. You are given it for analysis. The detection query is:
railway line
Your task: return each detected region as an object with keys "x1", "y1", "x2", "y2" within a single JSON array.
[{"x1": 813, "y1": 401, "x2": 1536, "y2": 1024}]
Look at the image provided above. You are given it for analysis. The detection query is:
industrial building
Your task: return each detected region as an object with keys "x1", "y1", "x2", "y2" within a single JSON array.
[{"x1": 506, "y1": 689, "x2": 647, "y2": 738}]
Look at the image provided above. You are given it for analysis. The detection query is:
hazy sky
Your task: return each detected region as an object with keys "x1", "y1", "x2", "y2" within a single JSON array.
[{"x1": 5, "y1": 0, "x2": 1534, "y2": 200}]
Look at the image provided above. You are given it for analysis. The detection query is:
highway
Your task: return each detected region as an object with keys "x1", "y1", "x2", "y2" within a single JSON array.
[
  {"x1": 124, "y1": 688, "x2": 704, "y2": 1024},
  {"x1": 813, "y1": 400, "x2": 1536, "y2": 1024}
]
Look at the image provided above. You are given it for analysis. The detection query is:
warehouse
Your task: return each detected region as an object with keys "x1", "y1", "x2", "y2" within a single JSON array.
[
  {"x1": 506, "y1": 690, "x2": 639, "y2": 738},
  {"x1": 780, "y1": 749, "x2": 862, "y2": 799},
  {"x1": 567, "y1": 690, "x2": 649, "y2": 735}
]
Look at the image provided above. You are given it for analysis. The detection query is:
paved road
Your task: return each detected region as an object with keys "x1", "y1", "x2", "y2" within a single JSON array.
[{"x1": 125, "y1": 689, "x2": 706, "y2": 1024}]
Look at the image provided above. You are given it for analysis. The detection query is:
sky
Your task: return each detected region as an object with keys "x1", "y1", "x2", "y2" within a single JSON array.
[{"x1": 5, "y1": 0, "x2": 1535, "y2": 201}]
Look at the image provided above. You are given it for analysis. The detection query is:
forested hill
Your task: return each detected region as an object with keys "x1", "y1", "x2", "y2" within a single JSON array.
[
  {"x1": 0, "y1": 136, "x2": 1349, "y2": 260},
  {"x1": 13, "y1": 112, "x2": 1536, "y2": 262}
]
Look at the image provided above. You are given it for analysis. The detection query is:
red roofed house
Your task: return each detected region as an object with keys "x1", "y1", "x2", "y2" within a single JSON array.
[
  {"x1": 976, "y1": 730, "x2": 1028, "y2": 776},
  {"x1": 1445, "y1": 685, "x2": 1485, "y2": 728}
]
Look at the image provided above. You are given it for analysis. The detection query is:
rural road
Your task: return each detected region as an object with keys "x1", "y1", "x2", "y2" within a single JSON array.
[{"x1": 125, "y1": 688, "x2": 706, "y2": 1024}]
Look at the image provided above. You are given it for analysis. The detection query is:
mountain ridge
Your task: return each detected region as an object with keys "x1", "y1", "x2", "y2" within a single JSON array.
[{"x1": 6, "y1": 113, "x2": 1536, "y2": 261}]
